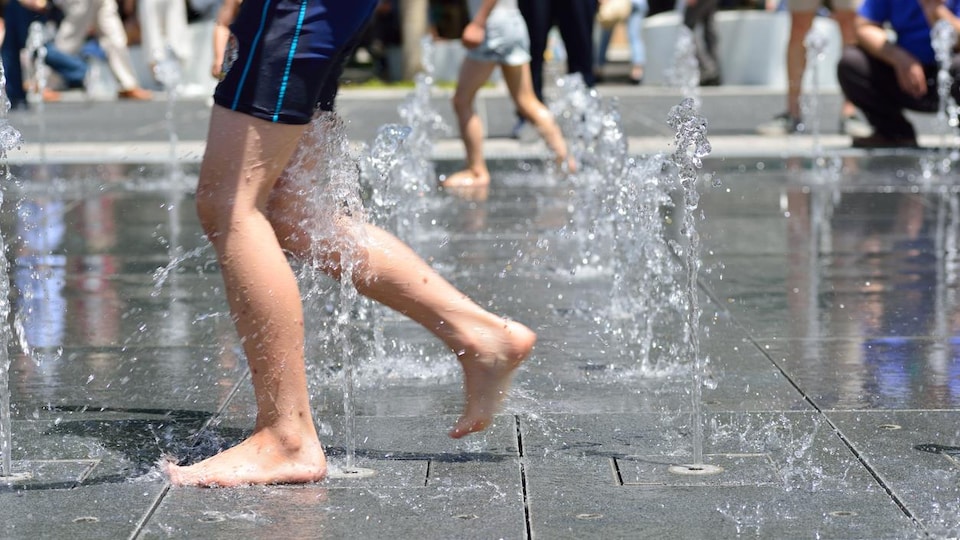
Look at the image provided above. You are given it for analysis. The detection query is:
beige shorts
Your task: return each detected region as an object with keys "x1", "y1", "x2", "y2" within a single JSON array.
[{"x1": 786, "y1": 0, "x2": 859, "y2": 11}]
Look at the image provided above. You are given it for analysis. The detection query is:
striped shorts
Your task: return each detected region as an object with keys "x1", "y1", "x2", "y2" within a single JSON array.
[{"x1": 214, "y1": 0, "x2": 377, "y2": 124}]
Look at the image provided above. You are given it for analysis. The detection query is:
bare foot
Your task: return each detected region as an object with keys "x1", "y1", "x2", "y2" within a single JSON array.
[
  {"x1": 556, "y1": 154, "x2": 577, "y2": 174},
  {"x1": 164, "y1": 428, "x2": 327, "y2": 487},
  {"x1": 449, "y1": 320, "x2": 537, "y2": 439},
  {"x1": 440, "y1": 169, "x2": 491, "y2": 189},
  {"x1": 444, "y1": 183, "x2": 489, "y2": 202}
]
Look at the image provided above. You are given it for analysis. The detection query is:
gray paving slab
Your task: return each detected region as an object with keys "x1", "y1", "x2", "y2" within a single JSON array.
[
  {"x1": 1, "y1": 483, "x2": 165, "y2": 538},
  {"x1": 519, "y1": 412, "x2": 921, "y2": 539},
  {"x1": 829, "y1": 410, "x2": 960, "y2": 538},
  {"x1": 2, "y1": 85, "x2": 960, "y2": 539}
]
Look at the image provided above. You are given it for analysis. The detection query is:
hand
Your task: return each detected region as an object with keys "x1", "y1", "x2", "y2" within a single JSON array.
[
  {"x1": 461, "y1": 21, "x2": 485, "y2": 50},
  {"x1": 19, "y1": 0, "x2": 48, "y2": 12},
  {"x1": 894, "y1": 55, "x2": 928, "y2": 98}
]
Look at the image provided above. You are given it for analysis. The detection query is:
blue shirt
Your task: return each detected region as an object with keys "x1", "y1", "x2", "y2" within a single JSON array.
[{"x1": 859, "y1": 0, "x2": 960, "y2": 65}]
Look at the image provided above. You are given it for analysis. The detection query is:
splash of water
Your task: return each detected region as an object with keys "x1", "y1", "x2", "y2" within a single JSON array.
[
  {"x1": 546, "y1": 73, "x2": 622, "y2": 275},
  {"x1": 356, "y1": 41, "x2": 448, "y2": 372},
  {"x1": 25, "y1": 22, "x2": 49, "y2": 164},
  {"x1": 927, "y1": 20, "x2": 959, "y2": 179},
  {"x1": 0, "y1": 56, "x2": 24, "y2": 478},
  {"x1": 152, "y1": 46, "x2": 182, "y2": 181},
  {"x1": 666, "y1": 26, "x2": 701, "y2": 108},
  {"x1": 667, "y1": 97, "x2": 711, "y2": 465},
  {"x1": 284, "y1": 113, "x2": 370, "y2": 467},
  {"x1": 802, "y1": 24, "x2": 829, "y2": 158},
  {"x1": 392, "y1": 36, "x2": 449, "y2": 228}
]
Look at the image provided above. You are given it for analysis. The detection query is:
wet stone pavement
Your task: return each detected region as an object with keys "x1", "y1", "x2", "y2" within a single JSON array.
[{"x1": 1, "y1": 122, "x2": 960, "y2": 537}]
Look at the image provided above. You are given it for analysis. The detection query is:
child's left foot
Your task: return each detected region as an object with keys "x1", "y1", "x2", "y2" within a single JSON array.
[{"x1": 449, "y1": 320, "x2": 537, "y2": 439}]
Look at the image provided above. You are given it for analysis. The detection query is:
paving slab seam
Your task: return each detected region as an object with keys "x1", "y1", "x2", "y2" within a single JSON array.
[
  {"x1": 130, "y1": 484, "x2": 171, "y2": 540},
  {"x1": 514, "y1": 415, "x2": 533, "y2": 540},
  {"x1": 746, "y1": 333, "x2": 923, "y2": 528}
]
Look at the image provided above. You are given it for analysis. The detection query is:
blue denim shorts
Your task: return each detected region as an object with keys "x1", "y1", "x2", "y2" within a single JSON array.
[{"x1": 466, "y1": 9, "x2": 532, "y2": 66}]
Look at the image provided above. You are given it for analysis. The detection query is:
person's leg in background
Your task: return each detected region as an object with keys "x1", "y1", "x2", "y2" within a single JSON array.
[
  {"x1": 836, "y1": 45, "x2": 922, "y2": 147},
  {"x1": 43, "y1": 44, "x2": 88, "y2": 88},
  {"x1": 2, "y1": 0, "x2": 43, "y2": 109},
  {"x1": 554, "y1": 0, "x2": 598, "y2": 88},
  {"x1": 696, "y1": 0, "x2": 719, "y2": 85},
  {"x1": 518, "y1": 0, "x2": 550, "y2": 103},
  {"x1": 595, "y1": 24, "x2": 612, "y2": 83},
  {"x1": 755, "y1": 3, "x2": 813, "y2": 135},
  {"x1": 682, "y1": 0, "x2": 720, "y2": 86},
  {"x1": 831, "y1": 2, "x2": 871, "y2": 136},
  {"x1": 626, "y1": 0, "x2": 648, "y2": 84}
]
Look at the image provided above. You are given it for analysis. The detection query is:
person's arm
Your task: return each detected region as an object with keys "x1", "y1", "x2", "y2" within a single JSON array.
[
  {"x1": 854, "y1": 15, "x2": 928, "y2": 98},
  {"x1": 18, "y1": 0, "x2": 48, "y2": 13},
  {"x1": 212, "y1": 0, "x2": 242, "y2": 79},
  {"x1": 461, "y1": 0, "x2": 497, "y2": 49},
  {"x1": 918, "y1": 0, "x2": 960, "y2": 35}
]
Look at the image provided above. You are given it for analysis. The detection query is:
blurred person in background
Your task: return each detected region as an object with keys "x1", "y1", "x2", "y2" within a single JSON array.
[
  {"x1": 53, "y1": 0, "x2": 152, "y2": 100},
  {"x1": 757, "y1": 0, "x2": 869, "y2": 136},
  {"x1": 595, "y1": 0, "x2": 648, "y2": 84},
  {"x1": 513, "y1": 0, "x2": 597, "y2": 137},
  {"x1": 683, "y1": 0, "x2": 722, "y2": 86},
  {"x1": 836, "y1": 0, "x2": 960, "y2": 148}
]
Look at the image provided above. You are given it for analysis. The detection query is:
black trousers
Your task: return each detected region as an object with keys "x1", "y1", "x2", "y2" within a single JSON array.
[
  {"x1": 518, "y1": 0, "x2": 598, "y2": 103},
  {"x1": 837, "y1": 45, "x2": 960, "y2": 141},
  {"x1": 683, "y1": 0, "x2": 720, "y2": 83}
]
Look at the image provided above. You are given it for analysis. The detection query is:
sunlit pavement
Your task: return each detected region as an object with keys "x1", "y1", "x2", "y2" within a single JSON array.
[{"x1": 0, "y1": 86, "x2": 958, "y2": 538}]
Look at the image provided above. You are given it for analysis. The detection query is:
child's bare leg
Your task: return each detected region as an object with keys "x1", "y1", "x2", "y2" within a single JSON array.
[
  {"x1": 502, "y1": 63, "x2": 575, "y2": 172},
  {"x1": 165, "y1": 106, "x2": 327, "y2": 487},
  {"x1": 442, "y1": 58, "x2": 497, "y2": 189},
  {"x1": 269, "y1": 187, "x2": 537, "y2": 438}
]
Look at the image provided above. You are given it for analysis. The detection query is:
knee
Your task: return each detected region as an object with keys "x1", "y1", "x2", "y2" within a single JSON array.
[
  {"x1": 451, "y1": 92, "x2": 472, "y2": 115},
  {"x1": 194, "y1": 185, "x2": 229, "y2": 239},
  {"x1": 836, "y1": 46, "x2": 862, "y2": 88}
]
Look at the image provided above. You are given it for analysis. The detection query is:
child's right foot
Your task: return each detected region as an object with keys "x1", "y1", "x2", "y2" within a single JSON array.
[
  {"x1": 449, "y1": 320, "x2": 537, "y2": 439},
  {"x1": 165, "y1": 428, "x2": 327, "y2": 487},
  {"x1": 440, "y1": 169, "x2": 491, "y2": 189}
]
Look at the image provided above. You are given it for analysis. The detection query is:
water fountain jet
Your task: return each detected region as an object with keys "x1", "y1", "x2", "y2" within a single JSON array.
[{"x1": 0, "y1": 56, "x2": 27, "y2": 482}]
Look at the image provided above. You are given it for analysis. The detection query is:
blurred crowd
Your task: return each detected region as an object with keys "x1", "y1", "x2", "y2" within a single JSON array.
[
  {"x1": 0, "y1": 0, "x2": 958, "y2": 149},
  {"x1": 0, "y1": 0, "x2": 223, "y2": 108}
]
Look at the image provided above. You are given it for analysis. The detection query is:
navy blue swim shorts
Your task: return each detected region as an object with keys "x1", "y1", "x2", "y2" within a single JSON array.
[{"x1": 214, "y1": 0, "x2": 377, "y2": 124}]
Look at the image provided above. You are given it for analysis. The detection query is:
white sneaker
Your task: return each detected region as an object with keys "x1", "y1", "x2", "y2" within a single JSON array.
[
  {"x1": 840, "y1": 113, "x2": 872, "y2": 138},
  {"x1": 756, "y1": 113, "x2": 803, "y2": 136}
]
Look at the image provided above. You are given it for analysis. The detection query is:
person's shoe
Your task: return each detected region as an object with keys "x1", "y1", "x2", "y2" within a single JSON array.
[
  {"x1": 510, "y1": 117, "x2": 537, "y2": 142},
  {"x1": 840, "y1": 113, "x2": 872, "y2": 138},
  {"x1": 699, "y1": 74, "x2": 721, "y2": 87},
  {"x1": 117, "y1": 88, "x2": 153, "y2": 101},
  {"x1": 510, "y1": 117, "x2": 526, "y2": 140},
  {"x1": 756, "y1": 112, "x2": 803, "y2": 135},
  {"x1": 851, "y1": 133, "x2": 919, "y2": 149}
]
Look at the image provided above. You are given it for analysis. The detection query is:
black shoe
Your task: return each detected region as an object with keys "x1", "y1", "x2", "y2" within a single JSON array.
[
  {"x1": 851, "y1": 133, "x2": 919, "y2": 149},
  {"x1": 700, "y1": 75, "x2": 721, "y2": 87}
]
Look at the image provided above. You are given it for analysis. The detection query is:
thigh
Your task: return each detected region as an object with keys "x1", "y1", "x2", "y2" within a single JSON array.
[
  {"x1": 199, "y1": 105, "x2": 306, "y2": 214},
  {"x1": 55, "y1": 0, "x2": 99, "y2": 53}
]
